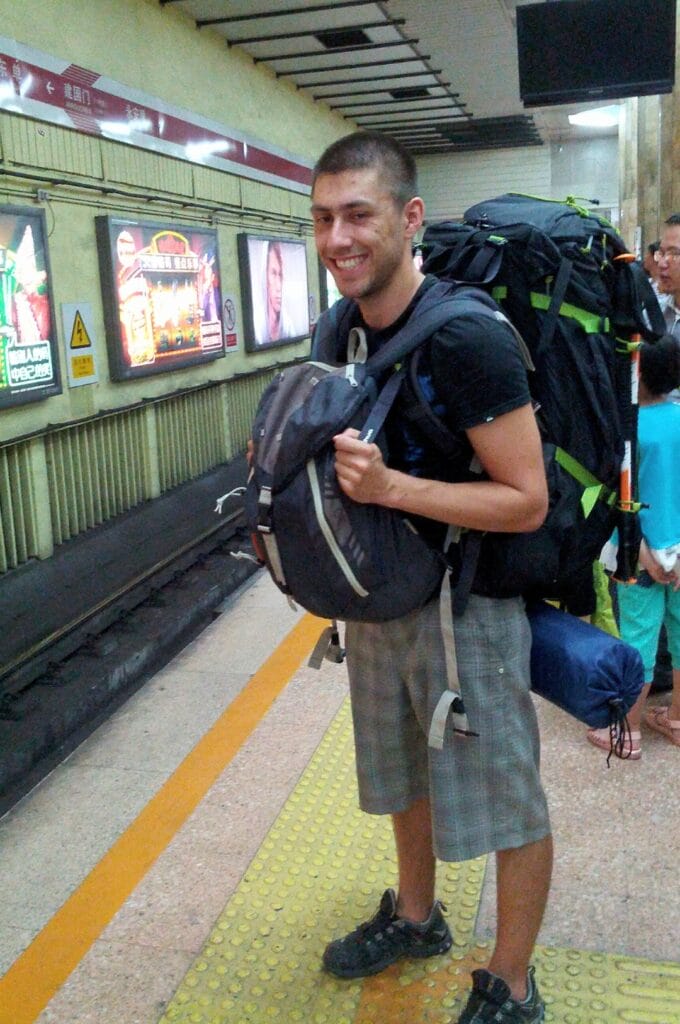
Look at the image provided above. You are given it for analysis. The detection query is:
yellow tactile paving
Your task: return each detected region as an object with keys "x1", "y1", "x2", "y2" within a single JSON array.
[
  {"x1": 0, "y1": 612, "x2": 323, "y2": 1024},
  {"x1": 159, "y1": 700, "x2": 680, "y2": 1024}
]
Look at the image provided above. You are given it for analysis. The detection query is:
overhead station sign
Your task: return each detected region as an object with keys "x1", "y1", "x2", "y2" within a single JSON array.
[{"x1": 0, "y1": 35, "x2": 312, "y2": 193}]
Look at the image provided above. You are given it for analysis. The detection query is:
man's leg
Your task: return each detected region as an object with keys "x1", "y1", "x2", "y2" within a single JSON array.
[
  {"x1": 322, "y1": 795, "x2": 452, "y2": 978},
  {"x1": 488, "y1": 833, "x2": 553, "y2": 1001},
  {"x1": 392, "y1": 795, "x2": 436, "y2": 920}
]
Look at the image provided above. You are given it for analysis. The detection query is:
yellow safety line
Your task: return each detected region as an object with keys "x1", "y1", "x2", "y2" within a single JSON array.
[{"x1": 0, "y1": 612, "x2": 324, "y2": 1024}]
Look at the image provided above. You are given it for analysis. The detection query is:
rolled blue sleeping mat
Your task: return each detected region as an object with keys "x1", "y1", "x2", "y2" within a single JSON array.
[{"x1": 527, "y1": 600, "x2": 645, "y2": 728}]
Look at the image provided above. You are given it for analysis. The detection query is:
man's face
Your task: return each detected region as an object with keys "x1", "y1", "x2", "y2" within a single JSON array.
[
  {"x1": 656, "y1": 225, "x2": 680, "y2": 301},
  {"x1": 311, "y1": 166, "x2": 410, "y2": 303}
]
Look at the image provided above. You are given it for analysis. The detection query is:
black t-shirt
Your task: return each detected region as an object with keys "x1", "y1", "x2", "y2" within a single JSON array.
[
  {"x1": 346, "y1": 276, "x2": 533, "y2": 568},
  {"x1": 352, "y1": 276, "x2": 531, "y2": 482}
]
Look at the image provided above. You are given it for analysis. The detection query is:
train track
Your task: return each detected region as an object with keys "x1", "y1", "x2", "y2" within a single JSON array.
[{"x1": 0, "y1": 510, "x2": 260, "y2": 814}]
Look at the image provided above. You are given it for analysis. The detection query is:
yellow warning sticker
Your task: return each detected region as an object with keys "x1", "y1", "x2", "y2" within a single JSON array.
[
  {"x1": 70, "y1": 354, "x2": 95, "y2": 379},
  {"x1": 70, "y1": 310, "x2": 92, "y2": 349}
]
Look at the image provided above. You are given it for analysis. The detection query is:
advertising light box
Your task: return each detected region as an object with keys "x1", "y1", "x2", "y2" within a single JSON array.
[
  {"x1": 96, "y1": 217, "x2": 225, "y2": 380},
  {"x1": 0, "y1": 206, "x2": 61, "y2": 408},
  {"x1": 237, "y1": 234, "x2": 310, "y2": 353}
]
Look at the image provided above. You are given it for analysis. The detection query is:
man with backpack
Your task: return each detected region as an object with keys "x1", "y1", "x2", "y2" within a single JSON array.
[{"x1": 310, "y1": 131, "x2": 552, "y2": 1023}]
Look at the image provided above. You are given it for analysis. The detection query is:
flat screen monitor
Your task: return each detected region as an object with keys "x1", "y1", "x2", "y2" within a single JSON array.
[
  {"x1": 517, "y1": 0, "x2": 676, "y2": 107},
  {"x1": 96, "y1": 217, "x2": 225, "y2": 381},
  {"x1": 237, "y1": 234, "x2": 310, "y2": 352}
]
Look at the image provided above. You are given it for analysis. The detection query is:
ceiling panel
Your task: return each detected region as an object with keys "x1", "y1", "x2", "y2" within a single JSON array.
[{"x1": 158, "y1": 0, "x2": 620, "y2": 154}]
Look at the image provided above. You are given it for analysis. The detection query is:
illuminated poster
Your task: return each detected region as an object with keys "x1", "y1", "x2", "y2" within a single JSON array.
[
  {"x1": 96, "y1": 217, "x2": 225, "y2": 380},
  {"x1": 0, "y1": 206, "x2": 61, "y2": 407},
  {"x1": 237, "y1": 234, "x2": 310, "y2": 353}
]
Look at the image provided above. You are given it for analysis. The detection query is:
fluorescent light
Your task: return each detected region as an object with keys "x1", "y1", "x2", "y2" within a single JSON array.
[{"x1": 568, "y1": 105, "x2": 621, "y2": 128}]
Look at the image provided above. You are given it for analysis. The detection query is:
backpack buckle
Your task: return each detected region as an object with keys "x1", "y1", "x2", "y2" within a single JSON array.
[{"x1": 257, "y1": 486, "x2": 273, "y2": 533}]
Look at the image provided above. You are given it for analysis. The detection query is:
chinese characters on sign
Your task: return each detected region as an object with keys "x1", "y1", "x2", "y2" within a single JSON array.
[
  {"x1": 96, "y1": 218, "x2": 225, "y2": 381},
  {"x1": 0, "y1": 36, "x2": 312, "y2": 193},
  {"x1": 62, "y1": 302, "x2": 99, "y2": 387},
  {"x1": 0, "y1": 206, "x2": 61, "y2": 407}
]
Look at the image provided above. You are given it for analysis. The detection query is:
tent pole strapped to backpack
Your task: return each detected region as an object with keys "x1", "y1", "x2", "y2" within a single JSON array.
[{"x1": 612, "y1": 329, "x2": 643, "y2": 582}]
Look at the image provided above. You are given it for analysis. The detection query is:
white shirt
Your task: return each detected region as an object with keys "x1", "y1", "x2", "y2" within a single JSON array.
[{"x1": 659, "y1": 294, "x2": 680, "y2": 402}]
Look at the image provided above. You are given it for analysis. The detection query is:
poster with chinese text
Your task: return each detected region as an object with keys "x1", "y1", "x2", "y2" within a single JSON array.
[{"x1": 0, "y1": 206, "x2": 61, "y2": 407}]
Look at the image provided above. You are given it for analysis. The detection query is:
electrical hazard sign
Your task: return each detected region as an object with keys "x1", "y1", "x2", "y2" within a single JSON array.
[
  {"x1": 61, "y1": 302, "x2": 99, "y2": 387},
  {"x1": 70, "y1": 310, "x2": 92, "y2": 349}
]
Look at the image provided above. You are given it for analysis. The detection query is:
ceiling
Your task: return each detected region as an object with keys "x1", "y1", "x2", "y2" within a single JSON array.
[{"x1": 157, "y1": 0, "x2": 620, "y2": 154}]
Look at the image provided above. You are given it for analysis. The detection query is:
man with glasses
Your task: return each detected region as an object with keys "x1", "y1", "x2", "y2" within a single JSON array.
[{"x1": 654, "y1": 214, "x2": 680, "y2": 347}]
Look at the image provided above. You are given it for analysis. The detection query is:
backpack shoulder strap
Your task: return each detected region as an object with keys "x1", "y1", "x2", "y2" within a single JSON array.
[
  {"x1": 398, "y1": 286, "x2": 507, "y2": 458},
  {"x1": 310, "y1": 297, "x2": 355, "y2": 363},
  {"x1": 359, "y1": 284, "x2": 509, "y2": 449},
  {"x1": 365, "y1": 281, "x2": 506, "y2": 376}
]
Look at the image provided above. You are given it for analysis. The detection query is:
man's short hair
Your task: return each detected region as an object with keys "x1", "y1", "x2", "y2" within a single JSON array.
[
  {"x1": 664, "y1": 213, "x2": 680, "y2": 227},
  {"x1": 648, "y1": 240, "x2": 660, "y2": 255},
  {"x1": 312, "y1": 132, "x2": 417, "y2": 206}
]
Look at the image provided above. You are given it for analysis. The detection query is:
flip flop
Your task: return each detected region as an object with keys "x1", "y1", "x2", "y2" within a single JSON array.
[
  {"x1": 645, "y1": 707, "x2": 680, "y2": 747},
  {"x1": 586, "y1": 727, "x2": 641, "y2": 760}
]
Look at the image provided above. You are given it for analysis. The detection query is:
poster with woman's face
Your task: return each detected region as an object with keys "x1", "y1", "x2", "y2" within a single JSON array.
[{"x1": 239, "y1": 235, "x2": 310, "y2": 352}]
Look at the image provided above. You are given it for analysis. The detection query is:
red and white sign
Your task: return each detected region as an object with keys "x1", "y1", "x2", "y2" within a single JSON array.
[{"x1": 0, "y1": 36, "x2": 313, "y2": 193}]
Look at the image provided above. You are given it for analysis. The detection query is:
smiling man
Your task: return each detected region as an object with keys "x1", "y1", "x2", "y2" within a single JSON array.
[
  {"x1": 656, "y1": 214, "x2": 680, "y2": 339},
  {"x1": 309, "y1": 132, "x2": 552, "y2": 1024}
]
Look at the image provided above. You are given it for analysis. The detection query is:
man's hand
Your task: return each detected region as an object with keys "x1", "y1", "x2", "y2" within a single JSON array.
[
  {"x1": 333, "y1": 428, "x2": 393, "y2": 504},
  {"x1": 638, "y1": 539, "x2": 679, "y2": 587}
]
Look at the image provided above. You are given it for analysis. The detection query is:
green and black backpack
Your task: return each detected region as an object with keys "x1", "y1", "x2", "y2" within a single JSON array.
[{"x1": 418, "y1": 192, "x2": 666, "y2": 612}]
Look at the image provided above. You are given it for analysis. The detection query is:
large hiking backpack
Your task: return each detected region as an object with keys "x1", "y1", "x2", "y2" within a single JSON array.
[
  {"x1": 419, "y1": 193, "x2": 666, "y2": 608},
  {"x1": 245, "y1": 282, "x2": 503, "y2": 622}
]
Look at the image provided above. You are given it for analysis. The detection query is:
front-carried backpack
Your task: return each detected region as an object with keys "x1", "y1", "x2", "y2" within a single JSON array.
[
  {"x1": 245, "y1": 281, "x2": 503, "y2": 624},
  {"x1": 420, "y1": 192, "x2": 666, "y2": 610}
]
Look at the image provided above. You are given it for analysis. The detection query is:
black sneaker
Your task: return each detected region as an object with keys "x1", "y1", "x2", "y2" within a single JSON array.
[
  {"x1": 322, "y1": 888, "x2": 452, "y2": 979},
  {"x1": 456, "y1": 967, "x2": 545, "y2": 1023}
]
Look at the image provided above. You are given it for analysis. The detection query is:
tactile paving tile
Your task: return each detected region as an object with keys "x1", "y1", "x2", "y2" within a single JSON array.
[
  {"x1": 159, "y1": 699, "x2": 680, "y2": 1024},
  {"x1": 159, "y1": 700, "x2": 485, "y2": 1024}
]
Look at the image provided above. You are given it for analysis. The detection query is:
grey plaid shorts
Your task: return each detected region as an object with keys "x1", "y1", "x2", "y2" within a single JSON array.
[{"x1": 344, "y1": 593, "x2": 551, "y2": 862}]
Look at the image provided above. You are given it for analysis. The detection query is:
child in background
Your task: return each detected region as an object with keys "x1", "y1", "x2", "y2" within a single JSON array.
[{"x1": 588, "y1": 335, "x2": 680, "y2": 759}]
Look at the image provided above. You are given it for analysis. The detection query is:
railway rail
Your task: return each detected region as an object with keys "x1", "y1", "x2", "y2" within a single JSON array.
[{"x1": 0, "y1": 509, "x2": 260, "y2": 815}]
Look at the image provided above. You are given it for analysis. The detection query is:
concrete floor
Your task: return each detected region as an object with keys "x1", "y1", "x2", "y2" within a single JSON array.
[{"x1": 0, "y1": 571, "x2": 678, "y2": 1024}]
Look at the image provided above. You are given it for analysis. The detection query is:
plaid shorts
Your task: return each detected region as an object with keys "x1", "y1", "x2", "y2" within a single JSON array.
[{"x1": 344, "y1": 593, "x2": 551, "y2": 862}]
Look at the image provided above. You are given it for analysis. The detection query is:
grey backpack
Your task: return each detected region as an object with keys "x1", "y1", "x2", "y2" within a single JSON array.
[{"x1": 245, "y1": 282, "x2": 494, "y2": 623}]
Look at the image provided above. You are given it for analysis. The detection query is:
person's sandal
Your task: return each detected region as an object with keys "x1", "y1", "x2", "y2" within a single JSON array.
[
  {"x1": 586, "y1": 726, "x2": 641, "y2": 760},
  {"x1": 645, "y1": 707, "x2": 680, "y2": 746}
]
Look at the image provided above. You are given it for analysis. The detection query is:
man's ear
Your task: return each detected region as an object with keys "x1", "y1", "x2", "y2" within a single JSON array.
[{"x1": 404, "y1": 196, "x2": 425, "y2": 239}]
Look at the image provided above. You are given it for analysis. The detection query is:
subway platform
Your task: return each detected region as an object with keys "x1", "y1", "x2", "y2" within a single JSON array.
[{"x1": 0, "y1": 570, "x2": 678, "y2": 1024}]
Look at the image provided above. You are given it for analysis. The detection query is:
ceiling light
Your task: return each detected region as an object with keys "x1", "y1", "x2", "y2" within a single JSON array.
[{"x1": 568, "y1": 105, "x2": 621, "y2": 128}]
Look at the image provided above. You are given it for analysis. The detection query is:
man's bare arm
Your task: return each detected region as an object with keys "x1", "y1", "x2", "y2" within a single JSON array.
[{"x1": 333, "y1": 403, "x2": 548, "y2": 534}]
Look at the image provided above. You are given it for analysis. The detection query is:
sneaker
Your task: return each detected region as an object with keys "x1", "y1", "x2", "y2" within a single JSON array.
[
  {"x1": 456, "y1": 967, "x2": 545, "y2": 1023},
  {"x1": 322, "y1": 888, "x2": 452, "y2": 979}
]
